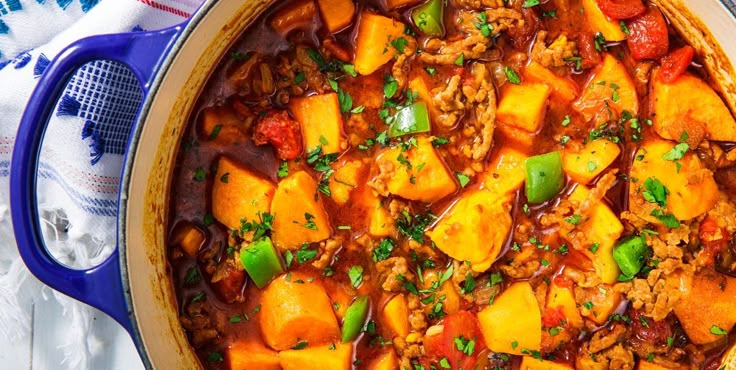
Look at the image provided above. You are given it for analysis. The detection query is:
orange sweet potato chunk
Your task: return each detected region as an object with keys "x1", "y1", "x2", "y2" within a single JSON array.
[
  {"x1": 520, "y1": 356, "x2": 574, "y2": 370},
  {"x1": 497, "y1": 82, "x2": 552, "y2": 133},
  {"x1": 524, "y1": 61, "x2": 579, "y2": 102},
  {"x1": 212, "y1": 157, "x2": 276, "y2": 230},
  {"x1": 386, "y1": 0, "x2": 422, "y2": 10},
  {"x1": 316, "y1": 0, "x2": 355, "y2": 33},
  {"x1": 367, "y1": 350, "x2": 399, "y2": 370},
  {"x1": 477, "y1": 282, "x2": 542, "y2": 355},
  {"x1": 674, "y1": 270, "x2": 736, "y2": 345},
  {"x1": 629, "y1": 139, "x2": 719, "y2": 222},
  {"x1": 381, "y1": 294, "x2": 409, "y2": 338},
  {"x1": 260, "y1": 272, "x2": 341, "y2": 351},
  {"x1": 289, "y1": 93, "x2": 344, "y2": 154},
  {"x1": 227, "y1": 341, "x2": 281, "y2": 370},
  {"x1": 279, "y1": 343, "x2": 352, "y2": 370},
  {"x1": 581, "y1": 0, "x2": 626, "y2": 41},
  {"x1": 199, "y1": 105, "x2": 247, "y2": 145},
  {"x1": 271, "y1": 171, "x2": 332, "y2": 250},
  {"x1": 563, "y1": 139, "x2": 621, "y2": 184},
  {"x1": 354, "y1": 12, "x2": 407, "y2": 75},
  {"x1": 170, "y1": 222, "x2": 205, "y2": 257},
  {"x1": 372, "y1": 136, "x2": 457, "y2": 202},
  {"x1": 573, "y1": 53, "x2": 638, "y2": 123},
  {"x1": 427, "y1": 189, "x2": 512, "y2": 272},
  {"x1": 650, "y1": 69, "x2": 736, "y2": 142},
  {"x1": 483, "y1": 146, "x2": 528, "y2": 196}
]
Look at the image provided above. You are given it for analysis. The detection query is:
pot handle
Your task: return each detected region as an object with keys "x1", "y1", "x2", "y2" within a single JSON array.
[{"x1": 10, "y1": 25, "x2": 185, "y2": 334}]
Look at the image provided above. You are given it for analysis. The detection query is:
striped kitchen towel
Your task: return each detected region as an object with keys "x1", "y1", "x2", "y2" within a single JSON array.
[{"x1": 0, "y1": 0, "x2": 202, "y2": 369}]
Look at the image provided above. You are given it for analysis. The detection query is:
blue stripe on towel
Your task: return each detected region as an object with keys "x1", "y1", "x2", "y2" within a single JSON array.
[
  {"x1": 79, "y1": 0, "x2": 99, "y2": 12},
  {"x1": 6, "y1": 0, "x2": 22, "y2": 11},
  {"x1": 34, "y1": 54, "x2": 50, "y2": 77},
  {"x1": 56, "y1": 0, "x2": 73, "y2": 10},
  {"x1": 56, "y1": 94, "x2": 81, "y2": 117},
  {"x1": 0, "y1": 20, "x2": 8, "y2": 34}
]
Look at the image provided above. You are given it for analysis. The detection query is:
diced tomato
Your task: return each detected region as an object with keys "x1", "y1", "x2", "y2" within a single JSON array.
[
  {"x1": 441, "y1": 311, "x2": 486, "y2": 370},
  {"x1": 231, "y1": 99, "x2": 252, "y2": 117},
  {"x1": 542, "y1": 306, "x2": 567, "y2": 329},
  {"x1": 576, "y1": 32, "x2": 602, "y2": 70},
  {"x1": 211, "y1": 265, "x2": 245, "y2": 303},
  {"x1": 596, "y1": 0, "x2": 646, "y2": 20},
  {"x1": 507, "y1": 6, "x2": 540, "y2": 49},
  {"x1": 626, "y1": 6, "x2": 669, "y2": 60},
  {"x1": 553, "y1": 274, "x2": 573, "y2": 288},
  {"x1": 659, "y1": 45, "x2": 695, "y2": 83},
  {"x1": 630, "y1": 309, "x2": 672, "y2": 345},
  {"x1": 423, "y1": 333, "x2": 444, "y2": 357},
  {"x1": 699, "y1": 215, "x2": 729, "y2": 261},
  {"x1": 253, "y1": 110, "x2": 303, "y2": 160}
]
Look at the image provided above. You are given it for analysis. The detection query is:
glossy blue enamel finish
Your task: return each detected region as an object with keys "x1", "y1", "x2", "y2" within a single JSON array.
[{"x1": 10, "y1": 25, "x2": 183, "y2": 336}]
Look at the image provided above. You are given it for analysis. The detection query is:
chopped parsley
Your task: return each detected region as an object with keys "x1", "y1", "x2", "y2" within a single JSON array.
[
  {"x1": 455, "y1": 53, "x2": 465, "y2": 66},
  {"x1": 662, "y1": 142, "x2": 689, "y2": 161},
  {"x1": 277, "y1": 161, "x2": 289, "y2": 178},
  {"x1": 193, "y1": 167, "x2": 206, "y2": 182},
  {"x1": 373, "y1": 238, "x2": 396, "y2": 262},
  {"x1": 239, "y1": 211, "x2": 274, "y2": 239},
  {"x1": 522, "y1": 0, "x2": 540, "y2": 7},
  {"x1": 456, "y1": 173, "x2": 471, "y2": 188},
  {"x1": 504, "y1": 66, "x2": 521, "y2": 85}
]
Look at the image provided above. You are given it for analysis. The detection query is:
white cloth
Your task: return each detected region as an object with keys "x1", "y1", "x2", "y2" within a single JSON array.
[{"x1": 0, "y1": 0, "x2": 202, "y2": 368}]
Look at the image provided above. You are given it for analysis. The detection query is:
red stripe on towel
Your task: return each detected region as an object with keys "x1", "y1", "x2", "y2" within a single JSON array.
[{"x1": 135, "y1": 0, "x2": 191, "y2": 18}]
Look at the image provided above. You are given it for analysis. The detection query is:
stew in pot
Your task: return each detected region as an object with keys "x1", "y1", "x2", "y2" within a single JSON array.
[{"x1": 166, "y1": 0, "x2": 736, "y2": 368}]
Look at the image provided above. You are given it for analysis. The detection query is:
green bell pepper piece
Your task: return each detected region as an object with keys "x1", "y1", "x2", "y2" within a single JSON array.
[
  {"x1": 525, "y1": 151, "x2": 565, "y2": 204},
  {"x1": 341, "y1": 295, "x2": 370, "y2": 343},
  {"x1": 389, "y1": 101, "x2": 431, "y2": 138},
  {"x1": 613, "y1": 235, "x2": 648, "y2": 279},
  {"x1": 239, "y1": 237, "x2": 284, "y2": 289},
  {"x1": 411, "y1": 0, "x2": 445, "y2": 37}
]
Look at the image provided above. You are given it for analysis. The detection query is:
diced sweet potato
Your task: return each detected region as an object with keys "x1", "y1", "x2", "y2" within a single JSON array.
[
  {"x1": 212, "y1": 157, "x2": 276, "y2": 230},
  {"x1": 566, "y1": 185, "x2": 623, "y2": 283},
  {"x1": 329, "y1": 160, "x2": 365, "y2": 205},
  {"x1": 629, "y1": 139, "x2": 719, "y2": 222},
  {"x1": 382, "y1": 294, "x2": 409, "y2": 338},
  {"x1": 357, "y1": 187, "x2": 395, "y2": 237},
  {"x1": 637, "y1": 362, "x2": 688, "y2": 370},
  {"x1": 520, "y1": 356, "x2": 574, "y2": 370},
  {"x1": 483, "y1": 146, "x2": 528, "y2": 196},
  {"x1": 427, "y1": 189, "x2": 512, "y2": 272},
  {"x1": 279, "y1": 342, "x2": 351, "y2": 370},
  {"x1": 354, "y1": 12, "x2": 407, "y2": 75},
  {"x1": 227, "y1": 341, "x2": 281, "y2": 370},
  {"x1": 563, "y1": 139, "x2": 621, "y2": 184},
  {"x1": 547, "y1": 282, "x2": 584, "y2": 329},
  {"x1": 579, "y1": 284, "x2": 622, "y2": 325},
  {"x1": 289, "y1": 93, "x2": 344, "y2": 154},
  {"x1": 170, "y1": 222, "x2": 205, "y2": 257},
  {"x1": 270, "y1": 0, "x2": 317, "y2": 36},
  {"x1": 199, "y1": 105, "x2": 247, "y2": 145},
  {"x1": 421, "y1": 269, "x2": 461, "y2": 315},
  {"x1": 349, "y1": 73, "x2": 385, "y2": 109},
  {"x1": 324, "y1": 280, "x2": 353, "y2": 320},
  {"x1": 372, "y1": 136, "x2": 457, "y2": 202},
  {"x1": 523, "y1": 61, "x2": 579, "y2": 102},
  {"x1": 582, "y1": 0, "x2": 626, "y2": 41},
  {"x1": 367, "y1": 350, "x2": 399, "y2": 370},
  {"x1": 260, "y1": 272, "x2": 340, "y2": 350},
  {"x1": 316, "y1": 0, "x2": 355, "y2": 33},
  {"x1": 477, "y1": 282, "x2": 542, "y2": 355},
  {"x1": 573, "y1": 53, "x2": 638, "y2": 123},
  {"x1": 271, "y1": 171, "x2": 332, "y2": 250},
  {"x1": 497, "y1": 82, "x2": 552, "y2": 133},
  {"x1": 673, "y1": 270, "x2": 736, "y2": 345},
  {"x1": 496, "y1": 122, "x2": 535, "y2": 151},
  {"x1": 650, "y1": 69, "x2": 736, "y2": 142}
]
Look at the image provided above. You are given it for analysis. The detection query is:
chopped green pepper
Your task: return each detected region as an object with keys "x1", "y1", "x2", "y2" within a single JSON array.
[
  {"x1": 411, "y1": 0, "x2": 445, "y2": 37},
  {"x1": 239, "y1": 237, "x2": 284, "y2": 289},
  {"x1": 388, "y1": 102, "x2": 431, "y2": 138},
  {"x1": 613, "y1": 235, "x2": 648, "y2": 279},
  {"x1": 341, "y1": 295, "x2": 370, "y2": 342},
  {"x1": 525, "y1": 151, "x2": 565, "y2": 204}
]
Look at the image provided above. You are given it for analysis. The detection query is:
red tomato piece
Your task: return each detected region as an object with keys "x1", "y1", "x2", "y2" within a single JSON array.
[
  {"x1": 629, "y1": 309, "x2": 672, "y2": 345},
  {"x1": 253, "y1": 110, "x2": 303, "y2": 160},
  {"x1": 626, "y1": 6, "x2": 669, "y2": 60},
  {"x1": 441, "y1": 311, "x2": 486, "y2": 370},
  {"x1": 659, "y1": 45, "x2": 695, "y2": 83},
  {"x1": 542, "y1": 306, "x2": 567, "y2": 329},
  {"x1": 596, "y1": 0, "x2": 646, "y2": 20},
  {"x1": 576, "y1": 32, "x2": 602, "y2": 70},
  {"x1": 699, "y1": 215, "x2": 729, "y2": 265}
]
